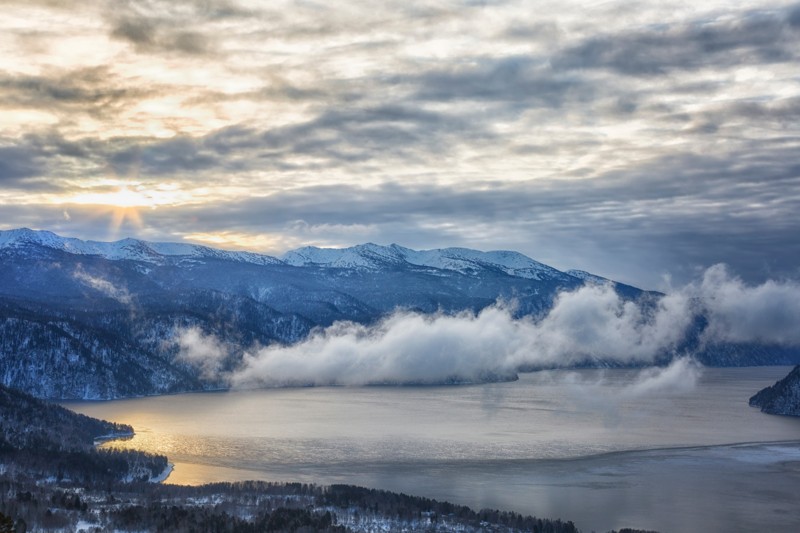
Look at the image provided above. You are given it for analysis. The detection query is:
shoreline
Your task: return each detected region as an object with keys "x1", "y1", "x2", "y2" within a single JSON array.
[
  {"x1": 93, "y1": 430, "x2": 134, "y2": 445},
  {"x1": 93, "y1": 430, "x2": 175, "y2": 485},
  {"x1": 149, "y1": 463, "x2": 174, "y2": 483},
  {"x1": 57, "y1": 364, "x2": 800, "y2": 403}
]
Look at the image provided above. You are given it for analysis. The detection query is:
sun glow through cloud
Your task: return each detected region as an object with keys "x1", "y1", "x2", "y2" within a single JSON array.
[
  {"x1": 183, "y1": 231, "x2": 303, "y2": 253},
  {"x1": 53, "y1": 184, "x2": 196, "y2": 234},
  {"x1": 68, "y1": 187, "x2": 159, "y2": 209}
]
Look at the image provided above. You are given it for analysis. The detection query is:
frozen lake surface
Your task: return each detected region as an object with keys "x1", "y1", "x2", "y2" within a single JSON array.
[{"x1": 65, "y1": 366, "x2": 800, "y2": 532}]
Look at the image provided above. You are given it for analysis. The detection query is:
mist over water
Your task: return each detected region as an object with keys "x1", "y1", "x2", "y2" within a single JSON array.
[{"x1": 172, "y1": 265, "x2": 800, "y2": 388}]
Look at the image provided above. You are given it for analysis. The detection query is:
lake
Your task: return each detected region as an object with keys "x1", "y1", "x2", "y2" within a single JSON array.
[{"x1": 64, "y1": 366, "x2": 800, "y2": 532}]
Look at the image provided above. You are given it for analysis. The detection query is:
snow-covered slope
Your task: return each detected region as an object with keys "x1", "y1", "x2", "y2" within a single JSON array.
[
  {"x1": 2, "y1": 228, "x2": 573, "y2": 281},
  {"x1": 283, "y1": 243, "x2": 403, "y2": 270},
  {"x1": 565, "y1": 269, "x2": 610, "y2": 284},
  {"x1": 0, "y1": 228, "x2": 282, "y2": 266},
  {"x1": 283, "y1": 242, "x2": 568, "y2": 280}
]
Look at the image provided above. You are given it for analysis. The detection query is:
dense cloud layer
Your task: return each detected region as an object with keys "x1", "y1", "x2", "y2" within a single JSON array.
[
  {"x1": 1, "y1": 1, "x2": 799, "y2": 287},
  {"x1": 172, "y1": 265, "x2": 800, "y2": 389},
  {"x1": 697, "y1": 264, "x2": 800, "y2": 345}
]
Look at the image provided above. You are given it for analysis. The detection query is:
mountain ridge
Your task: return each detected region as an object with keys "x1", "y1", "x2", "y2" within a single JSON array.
[
  {"x1": 1, "y1": 228, "x2": 586, "y2": 283},
  {"x1": 0, "y1": 227, "x2": 283, "y2": 267},
  {"x1": 0, "y1": 228, "x2": 796, "y2": 400},
  {"x1": 0, "y1": 228, "x2": 628, "y2": 399}
]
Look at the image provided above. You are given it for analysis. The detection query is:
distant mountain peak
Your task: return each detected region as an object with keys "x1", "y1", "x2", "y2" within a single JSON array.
[
  {"x1": 282, "y1": 242, "x2": 566, "y2": 280},
  {"x1": 565, "y1": 269, "x2": 610, "y2": 284},
  {"x1": 0, "y1": 228, "x2": 282, "y2": 267},
  {"x1": 1, "y1": 228, "x2": 574, "y2": 281}
]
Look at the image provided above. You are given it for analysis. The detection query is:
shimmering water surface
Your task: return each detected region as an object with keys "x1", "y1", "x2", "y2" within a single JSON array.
[{"x1": 65, "y1": 367, "x2": 800, "y2": 532}]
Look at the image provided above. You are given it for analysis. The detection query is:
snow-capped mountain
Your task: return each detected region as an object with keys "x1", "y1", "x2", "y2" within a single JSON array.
[
  {"x1": 0, "y1": 228, "x2": 282, "y2": 266},
  {"x1": 1, "y1": 228, "x2": 796, "y2": 400},
  {"x1": 283, "y1": 243, "x2": 567, "y2": 281},
  {"x1": 1, "y1": 228, "x2": 570, "y2": 280}
]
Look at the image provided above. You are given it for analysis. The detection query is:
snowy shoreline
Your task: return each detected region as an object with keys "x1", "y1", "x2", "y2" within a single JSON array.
[
  {"x1": 93, "y1": 431, "x2": 134, "y2": 445},
  {"x1": 93, "y1": 431, "x2": 175, "y2": 484},
  {"x1": 149, "y1": 463, "x2": 174, "y2": 483}
]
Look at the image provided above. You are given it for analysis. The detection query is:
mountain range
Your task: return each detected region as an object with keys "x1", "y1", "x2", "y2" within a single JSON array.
[{"x1": 0, "y1": 228, "x2": 796, "y2": 399}]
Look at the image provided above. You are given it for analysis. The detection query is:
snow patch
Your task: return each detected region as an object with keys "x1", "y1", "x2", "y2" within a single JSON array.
[{"x1": 149, "y1": 463, "x2": 174, "y2": 483}]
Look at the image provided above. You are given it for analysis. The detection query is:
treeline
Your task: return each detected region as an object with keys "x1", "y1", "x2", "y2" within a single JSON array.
[
  {"x1": 119, "y1": 481, "x2": 580, "y2": 532},
  {"x1": 0, "y1": 478, "x2": 583, "y2": 533},
  {"x1": 322, "y1": 484, "x2": 577, "y2": 532},
  {"x1": 0, "y1": 477, "x2": 661, "y2": 532},
  {"x1": 0, "y1": 383, "x2": 167, "y2": 484},
  {"x1": 0, "y1": 381, "x2": 131, "y2": 447}
]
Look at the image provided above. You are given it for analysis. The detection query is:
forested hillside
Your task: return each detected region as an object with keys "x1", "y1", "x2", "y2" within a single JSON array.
[
  {"x1": 749, "y1": 365, "x2": 800, "y2": 416},
  {"x1": 0, "y1": 383, "x2": 168, "y2": 485}
]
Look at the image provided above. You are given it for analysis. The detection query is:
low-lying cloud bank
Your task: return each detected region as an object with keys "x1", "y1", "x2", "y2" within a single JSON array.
[
  {"x1": 559, "y1": 357, "x2": 703, "y2": 400},
  {"x1": 698, "y1": 264, "x2": 800, "y2": 345},
  {"x1": 179, "y1": 264, "x2": 800, "y2": 390}
]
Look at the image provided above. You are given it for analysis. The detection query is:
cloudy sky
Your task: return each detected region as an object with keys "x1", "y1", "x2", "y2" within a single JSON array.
[{"x1": 1, "y1": 0, "x2": 799, "y2": 288}]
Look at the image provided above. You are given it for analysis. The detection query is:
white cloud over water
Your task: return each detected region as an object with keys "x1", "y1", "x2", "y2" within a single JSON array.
[
  {"x1": 176, "y1": 326, "x2": 229, "y2": 380},
  {"x1": 175, "y1": 265, "x2": 800, "y2": 390},
  {"x1": 228, "y1": 283, "x2": 695, "y2": 388},
  {"x1": 555, "y1": 357, "x2": 703, "y2": 426},
  {"x1": 697, "y1": 264, "x2": 800, "y2": 345},
  {"x1": 621, "y1": 357, "x2": 702, "y2": 398}
]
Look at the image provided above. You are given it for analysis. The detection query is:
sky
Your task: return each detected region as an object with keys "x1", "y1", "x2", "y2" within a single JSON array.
[{"x1": 1, "y1": 0, "x2": 799, "y2": 289}]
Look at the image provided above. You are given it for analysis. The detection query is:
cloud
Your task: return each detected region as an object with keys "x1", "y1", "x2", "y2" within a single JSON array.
[
  {"x1": 409, "y1": 56, "x2": 590, "y2": 109},
  {"x1": 2, "y1": 128, "x2": 799, "y2": 288},
  {"x1": 73, "y1": 267, "x2": 132, "y2": 305},
  {"x1": 109, "y1": 136, "x2": 222, "y2": 177},
  {"x1": 111, "y1": 15, "x2": 212, "y2": 55},
  {"x1": 93, "y1": 101, "x2": 483, "y2": 178},
  {"x1": 106, "y1": 0, "x2": 245, "y2": 57},
  {"x1": 0, "y1": 145, "x2": 46, "y2": 183},
  {"x1": 253, "y1": 105, "x2": 489, "y2": 167},
  {"x1": 175, "y1": 327, "x2": 229, "y2": 380},
  {"x1": 230, "y1": 307, "x2": 522, "y2": 388},
  {"x1": 526, "y1": 284, "x2": 693, "y2": 365},
  {"x1": 622, "y1": 357, "x2": 702, "y2": 397},
  {"x1": 0, "y1": 67, "x2": 145, "y2": 110},
  {"x1": 697, "y1": 264, "x2": 800, "y2": 345},
  {"x1": 120, "y1": 145, "x2": 799, "y2": 286},
  {"x1": 0, "y1": 132, "x2": 104, "y2": 187},
  {"x1": 1, "y1": 0, "x2": 799, "y2": 291},
  {"x1": 554, "y1": 6, "x2": 800, "y2": 76},
  {"x1": 181, "y1": 265, "x2": 799, "y2": 389},
  {"x1": 555, "y1": 358, "x2": 702, "y2": 426},
  {"x1": 227, "y1": 284, "x2": 693, "y2": 388}
]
